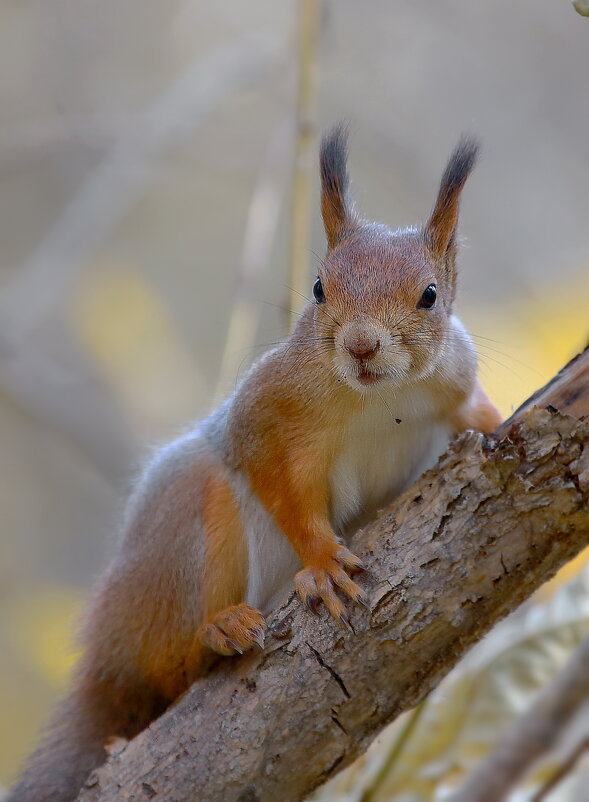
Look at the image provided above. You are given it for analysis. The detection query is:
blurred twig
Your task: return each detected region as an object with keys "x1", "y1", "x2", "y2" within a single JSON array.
[
  {"x1": 0, "y1": 37, "x2": 282, "y2": 479},
  {"x1": 0, "y1": 115, "x2": 134, "y2": 174},
  {"x1": 0, "y1": 36, "x2": 282, "y2": 344},
  {"x1": 213, "y1": 117, "x2": 293, "y2": 404},
  {"x1": 359, "y1": 703, "x2": 426, "y2": 802},
  {"x1": 453, "y1": 636, "x2": 589, "y2": 802},
  {"x1": 288, "y1": 0, "x2": 322, "y2": 329},
  {"x1": 532, "y1": 738, "x2": 589, "y2": 801}
]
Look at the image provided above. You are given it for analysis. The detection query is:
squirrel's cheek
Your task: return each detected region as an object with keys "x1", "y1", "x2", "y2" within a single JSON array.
[{"x1": 385, "y1": 347, "x2": 412, "y2": 375}]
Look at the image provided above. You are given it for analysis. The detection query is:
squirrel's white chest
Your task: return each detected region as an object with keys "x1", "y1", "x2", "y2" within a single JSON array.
[{"x1": 329, "y1": 395, "x2": 451, "y2": 532}]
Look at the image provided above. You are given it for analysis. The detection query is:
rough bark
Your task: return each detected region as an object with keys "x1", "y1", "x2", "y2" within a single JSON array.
[{"x1": 78, "y1": 349, "x2": 589, "y2": 802}]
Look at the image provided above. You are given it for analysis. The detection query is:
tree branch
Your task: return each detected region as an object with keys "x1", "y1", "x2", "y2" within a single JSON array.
[
  {"x1": 453, "y1": 636, "x2": 589, "y2": 802},
  {"x1": 532, "y1": 738, "x2": 589, "y2": 802},
  {"x1": 78, "y1": 348, "x2": 589, "y2": 802}
]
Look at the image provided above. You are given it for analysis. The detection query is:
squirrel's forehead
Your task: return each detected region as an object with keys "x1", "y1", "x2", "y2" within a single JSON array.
[
  {"x1": 325, "y1": 230, "x2": 431, "y2": 278},
  {"x1": 324, "y1": 247, "x2": 432, "y2": 291}
]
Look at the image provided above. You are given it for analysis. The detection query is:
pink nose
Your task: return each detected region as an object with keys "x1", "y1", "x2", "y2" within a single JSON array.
[{"x1": 344, "y1": 335, "x2": 380, "y2": 361}]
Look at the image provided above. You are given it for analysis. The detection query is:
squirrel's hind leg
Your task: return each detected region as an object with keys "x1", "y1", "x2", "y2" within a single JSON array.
[{"x1": 183, "y1": 469, "x2": 265, "y2": 667}]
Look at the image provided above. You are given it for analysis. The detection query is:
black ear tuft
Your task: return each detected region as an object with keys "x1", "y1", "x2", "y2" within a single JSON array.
[
  {"x1": 320, "y1": 123, "x2": 357, "y2": 249},
  {"x1": 320, "y1": 123, "x2": 350, "y2": 201},
  {"x1": 425, "y1": 136, "x2": 479, "y2": 258},
  {"x1": 438, "y1": 137, "x2": 479, "y2": 201}
]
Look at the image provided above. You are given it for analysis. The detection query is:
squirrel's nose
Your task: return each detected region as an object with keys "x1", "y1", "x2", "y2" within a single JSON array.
[{"x1": 344, "y1": 334, "x2": 381, "y2": 361}]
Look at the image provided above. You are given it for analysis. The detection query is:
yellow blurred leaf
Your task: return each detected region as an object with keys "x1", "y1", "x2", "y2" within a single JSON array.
[
  {"x1": 462, "y1": 268, "x2": 589, "y2": 420},
  {"x1": 71, "y1": 262, "x2": 205, "y2": 437},
  {"x1": 6, "y1": 586, "x2": 83, "y2": 686}
]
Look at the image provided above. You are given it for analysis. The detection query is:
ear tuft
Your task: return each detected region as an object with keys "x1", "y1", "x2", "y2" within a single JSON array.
[
  {"x1": 425, "y1": 136, "x2": 479, "y2": 258},
  {"x1": 320, "y1": 124, "x2": 357, "y2": 249}
]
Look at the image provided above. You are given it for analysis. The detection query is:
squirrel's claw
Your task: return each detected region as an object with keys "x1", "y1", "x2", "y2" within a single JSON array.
[
  {"x1": 336, "y1": 547, "x2": 365, "y2": 573},
  {"x1": 339, "y1": 613, "x2": 355, "y2": 633},
  {"x1": 249, "y1": 627, "x2": 266, "y2": 650},
  {"x1": 355, "y1": 592, "x2": 370, "y2": 609},
  {"x1": 306, "y1": 596, "x2": 322, "y2": 617},
  {"x1": 295, "y1": 545, "x2": 367, "y2": 625}
]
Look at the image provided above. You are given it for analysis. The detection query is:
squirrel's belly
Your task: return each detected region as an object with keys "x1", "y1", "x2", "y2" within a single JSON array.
[{"x1": 329, "y1": 412, "x2": 451, "y2": 532}]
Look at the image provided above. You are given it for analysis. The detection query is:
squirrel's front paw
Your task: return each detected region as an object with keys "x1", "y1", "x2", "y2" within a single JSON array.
[
  {"x1": 295, "y1": 546, "x2": 367, "y2": 626},
  {"x1": 198, "y1": 603, "x2": 266, "y2": 656}
]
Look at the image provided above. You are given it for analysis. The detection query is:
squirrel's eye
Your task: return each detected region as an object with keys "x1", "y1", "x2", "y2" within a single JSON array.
[
  {"x1": 418, "y1": 283, "x2": 437, "y2": 309},
  {"x1": 313, "y1": 277, "x2": 326, "y2": 304}
]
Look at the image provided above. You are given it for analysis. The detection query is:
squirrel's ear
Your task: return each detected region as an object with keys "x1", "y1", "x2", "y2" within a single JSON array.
[
  {"x1": 424, "y1": 137, "x2": 479, "y2": 259},
  {"x1": 320, "y1": 124, "x2": 358, "y2": 249}
]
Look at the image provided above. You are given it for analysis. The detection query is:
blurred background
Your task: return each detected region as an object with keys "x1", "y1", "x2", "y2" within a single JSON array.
[{"x1": 1, "y1": 1, "x2": 588, "y2": 799}]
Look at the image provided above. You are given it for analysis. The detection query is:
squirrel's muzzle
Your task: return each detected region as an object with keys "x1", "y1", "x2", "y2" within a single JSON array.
[{"x1": 342, "y1": 322, "x2": 381, "y2": 362}]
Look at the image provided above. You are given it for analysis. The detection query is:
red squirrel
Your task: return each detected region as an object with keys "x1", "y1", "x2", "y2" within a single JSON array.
[{"x1": 7, "y1": 125, "x2": 501, "y2": 802}]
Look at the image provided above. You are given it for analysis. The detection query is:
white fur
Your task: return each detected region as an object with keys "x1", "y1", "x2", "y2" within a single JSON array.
[
  {"x1": 329, "y1": 390, "x2": 450, "y2": 533},
  {"x1": 232, "y1": 471, "x2": 300, "y2": 615}
]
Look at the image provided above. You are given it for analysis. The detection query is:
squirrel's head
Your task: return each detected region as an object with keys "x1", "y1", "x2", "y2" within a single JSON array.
[{"x1": 314, "y1": 124, "x2": 478, "y2": 392}]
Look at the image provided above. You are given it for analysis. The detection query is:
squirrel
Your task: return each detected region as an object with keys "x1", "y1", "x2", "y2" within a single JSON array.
[{"x1": 7, "y1": 125, "x2": 502, "y2": 802}]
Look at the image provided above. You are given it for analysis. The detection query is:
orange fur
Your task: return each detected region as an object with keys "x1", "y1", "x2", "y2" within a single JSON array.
[
  {"x1": 137, "y1": 462, "x2": 249, "y2": 698},
  {"x1": 198, "y1": 604, "x2": 266, "y2": 656},
  {"x1": 452, "y1": 380, "x2": 503, "y2": 434},
  {"x1": 200, "y1": 472, "x2": 248, "y2": 619}
]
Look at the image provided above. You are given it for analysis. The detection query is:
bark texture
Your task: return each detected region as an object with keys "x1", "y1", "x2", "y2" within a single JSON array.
[{"x1": 78, "y1": 349, "x2": 589, "y2": 802}]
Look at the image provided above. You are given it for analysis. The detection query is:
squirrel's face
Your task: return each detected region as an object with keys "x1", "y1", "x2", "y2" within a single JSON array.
[
  {"x1": 313, "y1": 227, "x2": 450, "y2": 392},
  {"x1": 317, "y1": 125, "x2": 478, "y2": 393}
]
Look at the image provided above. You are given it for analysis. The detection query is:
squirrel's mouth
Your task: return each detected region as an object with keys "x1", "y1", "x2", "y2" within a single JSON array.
[{"x1": 357, "y1": 369, "x2": 383, "y2": 386}]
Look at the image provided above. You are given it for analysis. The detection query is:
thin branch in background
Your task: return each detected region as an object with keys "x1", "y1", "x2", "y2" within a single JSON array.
[
  {"x1": 452, "y1": 635, "x2": 589, "y2": 802},
  {"x1": 532, "y1": 738, "x2": 589, "y2": 802},
  {"x1": 213, "y1": 116, "x2": 294, "y2": 404},
  {"x1": 0, "y1": 36, "x2": 283, "y2": 345},
  {"x1": 288, "y1": 0, "x2": 322, "y2": 330},
  {"x1": 0, "y1": 38, "x2": 282, "y2": 479},
  {"x1": 359, "y1": 702, "x2": 426, "y2": 802},
  {"x1": 0, "y1": 114, "x2": 135, "y2": 175}
]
